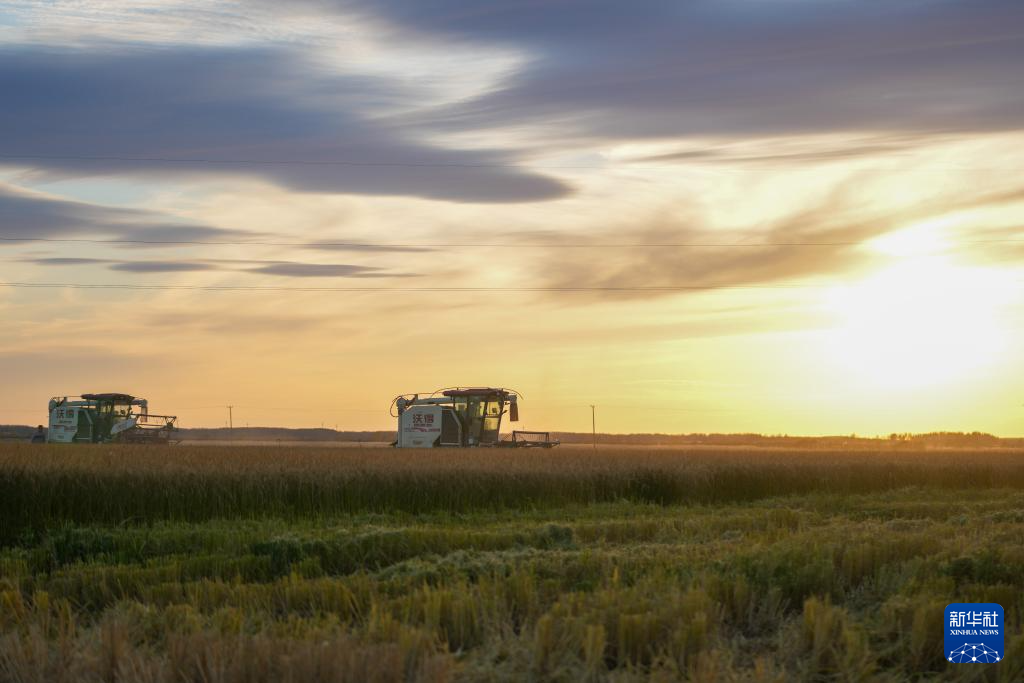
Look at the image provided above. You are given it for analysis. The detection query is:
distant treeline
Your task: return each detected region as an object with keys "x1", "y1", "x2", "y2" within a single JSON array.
[
  {"x1": 0, "y1": 425, "x2": 39, "y2": 440},
  {"x1": 3, "y1": 424, "x2": 1023, "y2": 448},
  {"x1": 179, "y1": 427, "x2": 395, "y2": 442},
  {"x1": 552, "y1": 430, "x2": 1024, "y2": 449}
]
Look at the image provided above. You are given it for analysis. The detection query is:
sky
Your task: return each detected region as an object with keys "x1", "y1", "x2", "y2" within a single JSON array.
[{"x1": 2, "y1": 0, "x2": 1023, "y2": 434}]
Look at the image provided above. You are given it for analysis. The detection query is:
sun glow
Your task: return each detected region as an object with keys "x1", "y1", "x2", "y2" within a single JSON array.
[
  {"x1": 823, "y1": 256, "x2": 1009, "y2": 391},
  {"x1": 867, "y1": 216, "x2": 956, "y2": 257}
]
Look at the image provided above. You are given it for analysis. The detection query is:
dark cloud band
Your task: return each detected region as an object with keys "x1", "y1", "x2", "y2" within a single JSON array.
[
  {"x1": 0, "y1": 46, "x2": 569, "y2": 203},
  {"x1": 25, "y1": 254, "x2": 416, "y2": 279},
  {"x1": 0, "y1": 186, "x2": 252, "y2": 243},
  {"x1": 356, "y1": 0, "x2": 1024, "y2": 140}
]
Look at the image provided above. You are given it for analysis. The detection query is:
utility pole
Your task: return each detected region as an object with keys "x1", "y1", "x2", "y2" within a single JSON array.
[
  {"x1": 227, "y1": 405, "x2": 233, "y2": 433},
  {"x1": 590, "y1": 405, "x2": 597, "y2": 451}
]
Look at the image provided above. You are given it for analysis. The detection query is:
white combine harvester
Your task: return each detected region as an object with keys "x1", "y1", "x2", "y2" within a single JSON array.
[
  {"x1": 47, "y1": 393, "x2": 178, "y2": 444},
  {"x1": 391, "y1": 387, "x2": 558, "y2": 448}
]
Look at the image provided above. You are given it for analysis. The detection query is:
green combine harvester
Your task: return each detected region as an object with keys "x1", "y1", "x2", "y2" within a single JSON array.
[{"x1": 47, "y1": 393, "x2": 178, "y2": 444}]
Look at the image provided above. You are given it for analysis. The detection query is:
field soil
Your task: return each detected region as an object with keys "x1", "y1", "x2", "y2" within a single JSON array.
[{"x1": 2, "y1": 444, "x2": 1023, "y2": 681}]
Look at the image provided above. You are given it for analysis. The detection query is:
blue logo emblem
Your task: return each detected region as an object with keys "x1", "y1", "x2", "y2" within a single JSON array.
[{"x1": 945, "y1": 603, "x2": 1003, "y2": 663}]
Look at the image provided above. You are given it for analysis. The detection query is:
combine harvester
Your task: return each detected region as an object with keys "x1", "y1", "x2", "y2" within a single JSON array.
[
  {"x1": 47, "y1": 393, "x2": 178, "y2": 444},
  {"x1": 391, "y1": 387, "x2": 558, "y2": 448}
]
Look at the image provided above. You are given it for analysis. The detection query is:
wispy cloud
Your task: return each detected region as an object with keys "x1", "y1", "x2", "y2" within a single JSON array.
[
  {"x1": 521, "y1": 182, "x2": 1024, "y2": 300},
  {"x1": 26, "y1": 255, "x2": 417, "y2": 278},
  {"x1": 108, "y1": 261, "x2": 219, "y2": 273},
  {"x1": 30, "y1": 257, "x2": 108, "y2": 266},
  {"x1": 247, "y1": 262, "x2": 406, "y2": 278},
  {"x1": 0, "y1": 184, "x2": 255, "y2": 242}
]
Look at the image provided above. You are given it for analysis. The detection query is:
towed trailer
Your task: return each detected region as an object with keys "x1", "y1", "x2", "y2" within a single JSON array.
[
  {"x1": 47, "y1": 393, "x2": 178, "y2": 444},
  {"x1": 391, "y1": 387, "x2": 558, "y2": 448}
]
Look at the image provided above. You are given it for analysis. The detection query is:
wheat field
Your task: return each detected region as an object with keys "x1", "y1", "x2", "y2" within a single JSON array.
[{"x1": 2, "y1": 443, "x2": 1023, "y2": 681}]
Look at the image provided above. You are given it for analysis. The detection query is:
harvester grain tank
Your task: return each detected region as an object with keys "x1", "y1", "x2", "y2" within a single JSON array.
[
  {"x1": 392, "y1": 387, "x2": 558, "y2": 448},
  {"x1": 47, "y1": 393, "x2": 178, "y2": 444}
]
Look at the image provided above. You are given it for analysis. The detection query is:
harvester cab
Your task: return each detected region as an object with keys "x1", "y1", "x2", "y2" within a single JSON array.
[
  {"x1": 47, "y1": 393, "x2": 178, "y2": 444},
  {"x1": 391, "y1": 387, "x2": 558, "y2": 448}
]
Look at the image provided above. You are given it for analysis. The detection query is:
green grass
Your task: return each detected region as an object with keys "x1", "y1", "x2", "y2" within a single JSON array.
[{"x1": 2, "y1": 444, "x2": 1024, "y2": 681}]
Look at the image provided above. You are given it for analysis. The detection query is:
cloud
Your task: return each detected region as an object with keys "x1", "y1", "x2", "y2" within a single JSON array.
[
  {"x1": 520, "y1": 182, "x2": 1024, "y2": 300},
  {"x1": 303, "y1": 242, "x2": 433, "y2": 253},
  {"x1": 109, "y1": 261, "x2": 219, "y2": 273},
  {"x1": 528, "y1": 216, "x2": 867, "y2": 297},
  {"x1": 27, "y1": 255, "x2": 417, "y2": 279},
  {"x1": 0, "y1": 185, "x2": 255, "y2": 242},
  {"x1": 0, "y1": 45, "x2": 569, "y2": 203},
  {"x1": 31, "y1": 257, "x2": 110, "y2": 266},
  {"x1": 247, "y1": 262, "x2": 399, "y2": 278},
  {"x1": 352, "y1": 0, "x2": 1024, "y2": 142},
  {"x1": 629, "y1": 137, "x2": 925, "y2": 166},
  {"x1": 6, "y1": 2, "x2": 1018, "y2": 206},
  {"x1": 0, "y1": 186, "x2": 132, "y2": 239},
  {"x1": 0, "y1": 188, "x2": 441, "y2": 255}
]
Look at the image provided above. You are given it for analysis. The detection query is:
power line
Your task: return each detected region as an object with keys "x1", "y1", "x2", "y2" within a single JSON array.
[
  {"x1": 0, "y1": 153, "x2": 600, "y2": 171},
  {"x1": 0, "y1": 153, "x2": 1000, "y2": 173},
  {"x1": 0, "y1": 281, "x2": 820, "y2": 293},
  {"x1": 3, "y1": 236, "x2": 1023, "y2": 249}
]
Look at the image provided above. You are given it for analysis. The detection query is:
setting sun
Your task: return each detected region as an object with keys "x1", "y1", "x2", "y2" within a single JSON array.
[{"x1": 824, "y1": 256, "x2": 1009, "y2": 391}]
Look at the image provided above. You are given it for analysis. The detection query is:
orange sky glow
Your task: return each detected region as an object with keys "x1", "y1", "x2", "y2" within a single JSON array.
[{"x1": 1, "y1": 2, "x2": 1022, "y2": 435}]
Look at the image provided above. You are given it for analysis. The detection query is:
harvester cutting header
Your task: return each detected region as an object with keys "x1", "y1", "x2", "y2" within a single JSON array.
[
  {"x1": 47, "y1": 393, "x2": 178, "y2": 444},
  {"x1": 392, "y1": 387, "x2": 557, "y2": 448}
]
